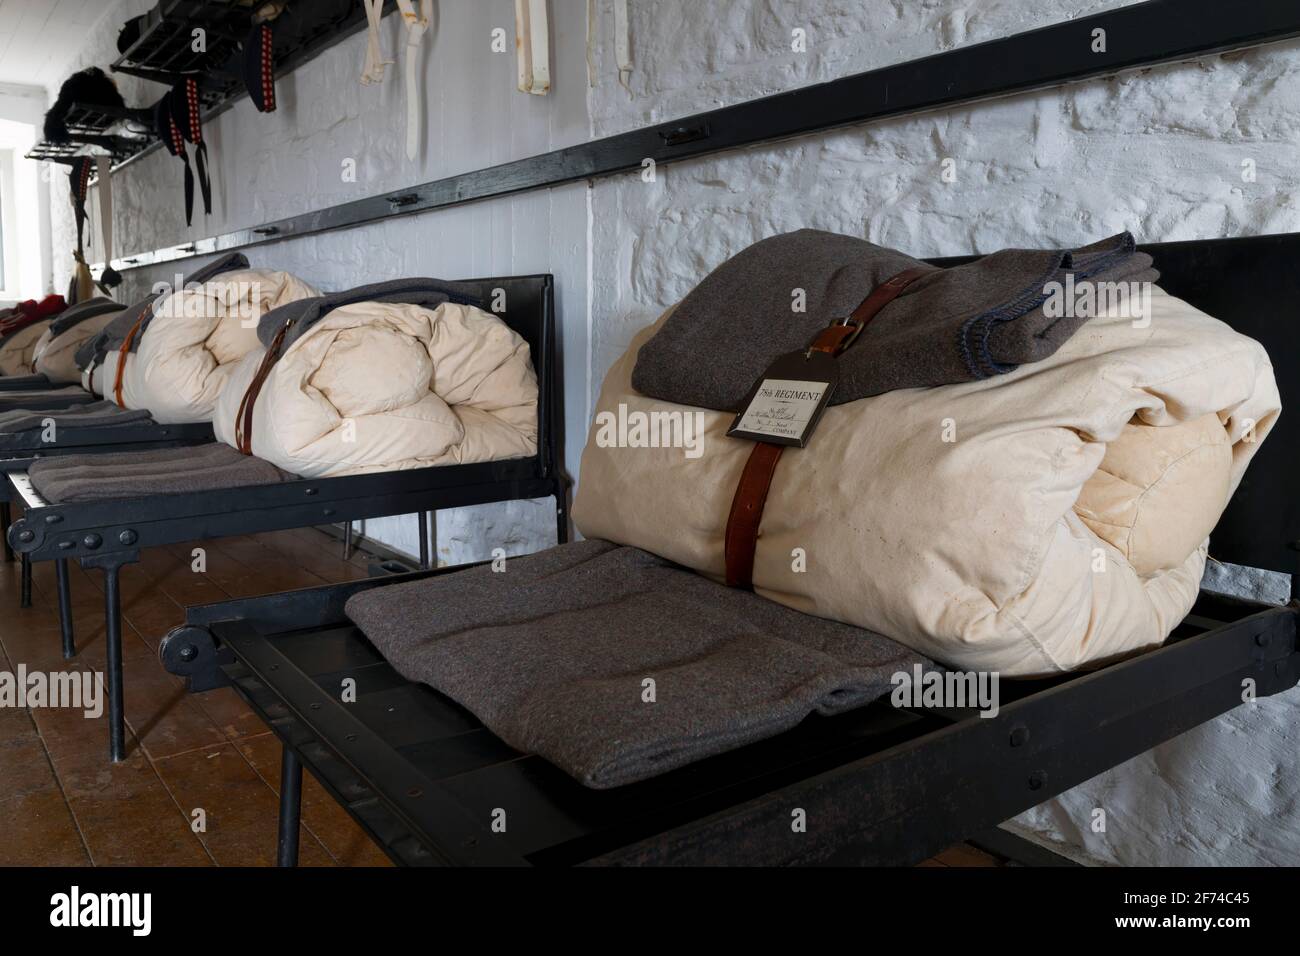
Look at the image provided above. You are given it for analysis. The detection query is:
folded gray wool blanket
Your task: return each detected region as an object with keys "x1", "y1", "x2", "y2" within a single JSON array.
[
  {"x1": 45, "y1": 296, "x2": 121, "y2": 338},
  {"x1": 255, "y1": 277, "x2": 482, "y2": 350},
  {"x1": 76, "y1": 252, "x2": 250, "y2": 370},
  {"x1": 28, "y1": 442, "x2": 288, "y2": 503},
  {"x1": 0, "y1": 374, "x2": 50, "y2": 388},
  {"x1": 631, "y1": 229, "x2": 1157, "y2": 410},
  {"x1": 345, "y1": 539, "x2": 928, "y2": 789},
  {"x1": 0, "y1": 387, "x2": 91, "y2": 407},
  {"x1": 0, "y1": 400, "x2": 151, "y2": 434}
]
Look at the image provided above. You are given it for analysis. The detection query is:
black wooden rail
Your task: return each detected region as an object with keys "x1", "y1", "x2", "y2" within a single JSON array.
[{"x1": 96, "y1": 0, "x2": 1300, "y2": 274}]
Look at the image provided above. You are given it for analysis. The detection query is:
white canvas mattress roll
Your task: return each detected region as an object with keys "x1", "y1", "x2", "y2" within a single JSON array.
[
  {"x1": 573, "y1": 288, "x2": 1280, "y2": 676},
  {"x1": 33, "y1": 309, "x2": 123, "y2": 384},
  {"x1": 213, "y1": 299, "x2": 538, "y2": 477},
  {"x1": 112, "y1": 269, "x2": 319, "y2": 424}
]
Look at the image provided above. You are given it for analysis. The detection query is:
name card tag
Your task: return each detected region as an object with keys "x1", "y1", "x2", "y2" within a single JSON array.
[{"x1": 727, "y1": 350, "x2": 838, "y2": 447}]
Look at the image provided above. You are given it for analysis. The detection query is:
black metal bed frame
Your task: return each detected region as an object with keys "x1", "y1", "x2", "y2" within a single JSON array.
[
  {"x1": 0, "y1": 390, "x2": 97, "y2": 413},
  {"x1": 0, "y1": 420, "x2": 216, "y2": 608},
  {"x1": 6, "y1": 275, "x2": 566, "y2": 764},
  {"x1": 157, "y1": 233, "x2": 1300, "y2": 866}
]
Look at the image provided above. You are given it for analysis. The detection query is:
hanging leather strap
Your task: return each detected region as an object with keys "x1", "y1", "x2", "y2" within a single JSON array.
[
  {"x1": 112, "y1": 302, "x2": 155, "y2": 408},
  {"x1": 182, "y1": 78, "x2": 212, "y2": 217},
  {"x1": 360, "y1": 0, "x2": 394, "y2": 83},
  {"x1": 234, "y1": 320, "x2": 292, "y2": 455},
  {"x1": 181, "y1": 147, "x2": 195, "y2": 226},
  {"x1": 723, "y1": 267, "x2": 929, "y2": 589},
  {"x1": 95, "y1": 156, "x2": 114, "y2": 266},
  {"x1": 70, "y1": 157, "x2": 92, "y2": 256}
]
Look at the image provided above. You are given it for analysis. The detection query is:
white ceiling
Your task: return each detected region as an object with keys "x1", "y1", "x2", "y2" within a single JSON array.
[{"x1": 0, "y1": 0, "x2": 114, "y2": 91}]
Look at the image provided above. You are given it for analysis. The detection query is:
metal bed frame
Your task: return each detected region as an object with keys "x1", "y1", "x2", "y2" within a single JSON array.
[
  {"x1": 0, "y1": 420, "x2": 216, "y2": 609},
  {"x1": 161, "y1": 233, "x2": 1298, "y2": 866},
  {"x1": 6, "y1": 275, "x2": 566, "y2": 763},
  {"x1": 0, "y1": 374, "x2": 52, "y2": 391}
]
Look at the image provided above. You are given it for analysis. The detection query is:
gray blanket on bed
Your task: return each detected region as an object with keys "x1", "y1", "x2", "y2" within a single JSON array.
[
  {"x1": 45, "y1": 297, "x2": 121, "y2": 338},
  {"x1": 0, "y1": 374, "x2": 49, "y2": 389},
  {"x1": 28, "y1": 443, "x2": 287, "y2": 502},
  {"x1": 631, "y1": 229, "x2": 1157, "y2": 410},
  {"x1": 76, "y1": 253, "x2": 250, "y2": 370},
  {"x1": 345, "y1": 539, "x2": 927, "y2": 789},
  {"x1": 255, "y1": 277, "x2": 482, "y2": 350},
  {"x1": 0, "y1": 387, "x2": 94, "y2": 410},
  {"x1": 0, "y1": 400, "x2": 152, "y2": 434}
]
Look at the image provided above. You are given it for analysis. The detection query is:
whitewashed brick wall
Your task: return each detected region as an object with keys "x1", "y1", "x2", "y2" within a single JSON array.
[{"x1": 47, "y1": 0, "x2": 1300, "y2": 864}]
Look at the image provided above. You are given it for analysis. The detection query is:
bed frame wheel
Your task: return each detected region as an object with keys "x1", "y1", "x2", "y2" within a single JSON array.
[{"x1": 160, "y1": 625, "x2": 233, "y2": 692}]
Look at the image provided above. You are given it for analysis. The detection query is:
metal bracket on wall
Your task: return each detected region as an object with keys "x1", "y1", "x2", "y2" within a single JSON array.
[{"x1": 97, "y1": 0, "x2": 1300, "y2": 274}]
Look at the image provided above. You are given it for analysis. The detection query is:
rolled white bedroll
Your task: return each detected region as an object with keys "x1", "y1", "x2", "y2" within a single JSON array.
[
  {"x1": 213, "y1": 280, "x2": 538, "y2": 477},
  {"x1": 32, "y1": 297, "x2": 124, "y2": 383},
  {"x1": 101, "y1": 268, "x2": 319, "y2": 423},
  {"x1": 574, "y1": 287, "x2": 1280, "y2": 677},
  {"x1": 0, "y1": 317, "x2": 57, "y2": 376}
]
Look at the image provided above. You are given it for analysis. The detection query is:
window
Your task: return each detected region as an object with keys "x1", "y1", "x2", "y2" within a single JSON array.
[
  {"x1": 0, "y1": 147, "x2": 14, "y2": 300},
  {"x1": 0, "y1": 120, "x2": 44, "y2": 303}
]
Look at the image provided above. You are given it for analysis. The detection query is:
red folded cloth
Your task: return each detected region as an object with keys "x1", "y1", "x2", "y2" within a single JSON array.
[{"x1": 0, "y1": 294, "x2": 66, "y2": 335}]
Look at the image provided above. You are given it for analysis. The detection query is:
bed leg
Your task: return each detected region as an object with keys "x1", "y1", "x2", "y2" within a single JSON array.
[
  {"x1": 417, "y1": 511, "x2": 431, "y2": 571},
  {"x1": 19, "y1": 554, "x2": 31, "y2": 607},
  {"x1": 277, "y1": 745, "x2": 303, "y2": 867},
  {"x1": 81, "y1": 550, "x2": 139, "y2": 763},
  {"x1": 56, "y1": 559, "x2": 75, "y2": 659},
  {"x1": 1, "y1": 501, "x2": 12, "y2": 562},
  {"x1": 103, "y1": 562, "x2": 126, "y2": 762},
  {"x1": 342, "y1": 521, "x2": 353, "y2": 560},
  {"x1": 555, "y1": 492, "x2": 569, "y2": 545}
]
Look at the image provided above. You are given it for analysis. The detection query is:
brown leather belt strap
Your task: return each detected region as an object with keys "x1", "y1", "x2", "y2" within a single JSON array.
[
  {"x1": 112, "y1": 302, "x2": 154, "y2": 408},
  {"x1": 234, "y1": 321, "x2": 291, "y2": 455},
  {"x1": 723, "y1": 267, "x2": 929, "y2": 589}
]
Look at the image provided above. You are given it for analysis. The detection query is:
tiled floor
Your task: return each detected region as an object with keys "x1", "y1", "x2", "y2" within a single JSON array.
[
  {"x1": 0, "y1": 524, "x2": 1007, "y2": 868},
  {"x1": 0, "y1": 526, "x2": 391, "y2": 867}
]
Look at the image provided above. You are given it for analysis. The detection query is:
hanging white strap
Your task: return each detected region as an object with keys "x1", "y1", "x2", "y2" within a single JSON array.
[
  {"x1": 95, "y1": 156, "x2": 114, "y2": 269},
  {"x1": 528, "y1": 0, "x2": 550, "y2": 95},
  {"x1": 515, "y1": 0, "x2": 551, "y2": 95},
  {"x1": 360, "y1": 0, "x2": 392, "y2": 85},
  {"x1": 397, "y1": 0, "x2": 432, "y2": 160},
  {"x1": 614, "y1": 0, "x2": 632, "y2": 90}
]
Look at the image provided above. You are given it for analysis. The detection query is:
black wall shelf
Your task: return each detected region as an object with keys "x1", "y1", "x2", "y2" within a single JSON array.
[
  {"x1": 89, "y1": 0, "x2": 1300, "y2": 276},
  {"x1": 26, "y1": 0, "x2": 391, "y2": 182}
]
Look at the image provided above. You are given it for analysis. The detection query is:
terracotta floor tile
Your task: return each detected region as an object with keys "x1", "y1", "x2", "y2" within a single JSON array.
[
  {"x1": 236, "y1": 733, "x2": 391, "y2": 867},
  {"x1": 3, "y1": 617, "x2": 153, "y2": 673},
  {"x1": 28, "y1": 693, "x2": 134, "y2": 769},
  {"x1": 0, "y1": 734, "x2": 61, "y2": 797},
  {"x1": 0, "y1": 788, "x2": 90, "y2": 866},
  {"x1": 51, "y1": 746, "x2": 210, "y2": 866},
  {"x1": 1, "y1": 527, "x2": 396, "y2": 867},
  {"x1": 192, "y1": 685, "x2": 268, "y2": 742},
  {"x1": 0, "y1": 703, "x2": 38, "y2": 745},
  {"x1": 153, "y1": 743, "x2": 334, "y2": 867},
  {"x1": 118, "y1": 656, "x2": 228, "y2": 760}
]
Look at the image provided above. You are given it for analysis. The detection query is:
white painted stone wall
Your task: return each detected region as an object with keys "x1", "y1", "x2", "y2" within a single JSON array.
[
  {"x1": 581, "y1": 0, "x2": 1300, "y2": 866},
  {"x1": 51, "y1": 0, "x2": 593, "y2": 565},
  {"x1": 45, "y1": 0, "x2": 1300, "y2": 863}
]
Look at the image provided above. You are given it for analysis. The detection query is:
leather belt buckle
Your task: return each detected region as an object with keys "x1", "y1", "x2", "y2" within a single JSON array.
[
  {"x1": 805, "y1": 316, "x2": 862, "y2": 358},
  {"x1": 834, "y1": 316, "x2": 865, "y2": 353}
]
